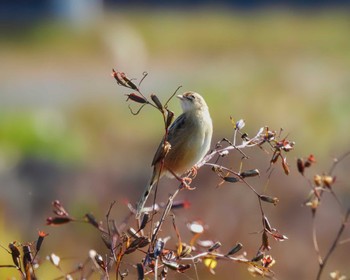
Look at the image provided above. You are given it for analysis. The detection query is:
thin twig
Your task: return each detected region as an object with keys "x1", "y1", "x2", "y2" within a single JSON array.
[{"x1": 316, "y1": 208, "x2": 350, "y2": 280}]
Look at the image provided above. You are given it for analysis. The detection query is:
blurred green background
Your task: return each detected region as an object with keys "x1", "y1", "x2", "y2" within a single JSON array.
[{"x1": 0, "y1": 2, "x2": 350, "y2": 279}]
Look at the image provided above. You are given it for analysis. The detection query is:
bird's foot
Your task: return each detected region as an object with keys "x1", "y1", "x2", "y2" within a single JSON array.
[
  {"x1": 180, "y1": 177, "x2": 195, "y2": 190},
  {"x1": 188, "y1": 166, "x2": 198, "y2": 179}
]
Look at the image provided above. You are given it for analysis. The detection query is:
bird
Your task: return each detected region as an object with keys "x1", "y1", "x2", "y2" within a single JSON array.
[{"x1": 136, "y1": 91, "x2": 213, "y2": 218}]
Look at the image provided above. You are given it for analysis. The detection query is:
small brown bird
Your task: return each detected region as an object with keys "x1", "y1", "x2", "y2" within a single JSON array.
[{"x1": 136, "y1": 91, "x2": 213, "y2": 218}]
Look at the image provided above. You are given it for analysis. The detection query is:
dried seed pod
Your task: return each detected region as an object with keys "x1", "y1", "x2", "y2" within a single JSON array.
[
  {"x1": 136, "y1": 263, "x2": 144, "y2": 279},
  {"x1": 281, "y1": 157, "x2": 290, "y2": 175},
  {"x1": 208, "y1": 241, "x2": 222, "y2": 252},
  {"x1": 251, "y1": 251, "x2": 264, "y2": 262},
  {"x1": 151, "y1": 94, "x2": 163, "y2": 110},
  {"x1": 226, "y1": 243, "x2": 243, "y2": 256},
  {"x1": 22, "y1": 245, "x2": 33, "y2": 268},
  {"x1": 120, "y1": 72, "x2": 138, "y2": 90},
  {"x1": 261, "y1": 231, "x2": 270, "y2": 251},
  {"x1": 240, "y1": 169, "x2": 260, "y2": 178},
  {"x1": 46, "y1": 216, "x2": 72, "y2": 226},
  {"x1": 297, "y1": 158, "x2": 305, "y2": 175},
  {"x1": 95, "y1": 253, "x2": 106, "y2": 270},
  {"x1": 263, "y1": 216, "x2": 273, "y2": 232},
  {"x1": 260, "y1": 195, "x2": 279, "y2": 206},
  {"x1": 139, "y1": 212, "x2": 149, "y2": 231},
  {"x1": 165, "y1": 109, "x2": 174, "y2": 128},
  {"x1": 9, "y1": 243, "x2": 20, "y2": 268},
  {"x1": 171, "y1": 199, "x2": 191, "y2": 209},
  {"x1": 85, "y1": 213, "x2": 99, "y2": 229},
  {"x1": 223, "y1": 176, "x2": 240, "y2": 183},
  {"x1": 126, "y1": 93, "x2": 147, "y2": 104},
  {"x1": 36, "y1": 231, "x2": 48, "y2": 252},
  {"x1": 101, "y1": 233, "x2": 112, "y2": 250}
]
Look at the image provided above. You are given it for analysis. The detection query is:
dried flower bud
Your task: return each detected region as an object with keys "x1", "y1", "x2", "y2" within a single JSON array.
[
  {"x1": 262, "y1": 255, "x2": 275, "y2": 268},
  {"x1": 36, "y1": 231, "x2": 49, "y2": 252},
  {"x1": 323, "y1": 175, "x2": 334, "y2": 188},
  {"x1": 305, "y1": 154, "x2": 316, "y2": 167},
  {"x1": 314, "y1": 175, "x2": 322, "y2": 186},
  {"x1": 226, "y1": 243, "x2": 243, "y2": 256}
]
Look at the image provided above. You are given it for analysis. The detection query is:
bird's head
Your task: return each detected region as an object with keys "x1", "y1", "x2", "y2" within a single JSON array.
[{"x1": 177, "y1": 91, "x2": 208, "y2": 112}]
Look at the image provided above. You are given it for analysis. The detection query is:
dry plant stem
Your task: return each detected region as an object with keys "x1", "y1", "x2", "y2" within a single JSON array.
[
  {"x1": 312, "y1": 151, "x2": 350, "y2": 280},
  {"x1": 312, "y1": 215, "x2": 322, "y2": 265},
  {"x1": 316, "y1": 209, "x2": 350, "y2": 280}
]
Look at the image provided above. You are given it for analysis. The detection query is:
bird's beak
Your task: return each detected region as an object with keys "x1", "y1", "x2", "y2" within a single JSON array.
[{"x1": 177, "y1": 94, "x2": 184, "y2": 100}]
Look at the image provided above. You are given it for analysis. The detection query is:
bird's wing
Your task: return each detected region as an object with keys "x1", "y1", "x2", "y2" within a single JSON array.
[{"x1": 151, "y1": 112, "x2": 187, "y2": 166}]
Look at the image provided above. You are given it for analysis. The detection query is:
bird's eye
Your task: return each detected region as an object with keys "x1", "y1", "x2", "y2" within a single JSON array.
[{"x1": 186, "y1": 94, "x2": 195, "y2": 101}]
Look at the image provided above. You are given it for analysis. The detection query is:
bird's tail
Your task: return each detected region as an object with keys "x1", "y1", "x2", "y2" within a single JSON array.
[{"x1": 136, "y1": 180, "x2": 156, "y2": 219}]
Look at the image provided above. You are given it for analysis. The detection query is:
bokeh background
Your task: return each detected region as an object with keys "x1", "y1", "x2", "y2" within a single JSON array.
[{"x1": 1, "y1": 0, "x2": 350, "y2": 279}]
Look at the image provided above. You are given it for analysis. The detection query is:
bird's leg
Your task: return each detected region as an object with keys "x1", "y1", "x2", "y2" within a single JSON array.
[{"x1": 166, "y1": 166, "x2": 196, "y2": 190}]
